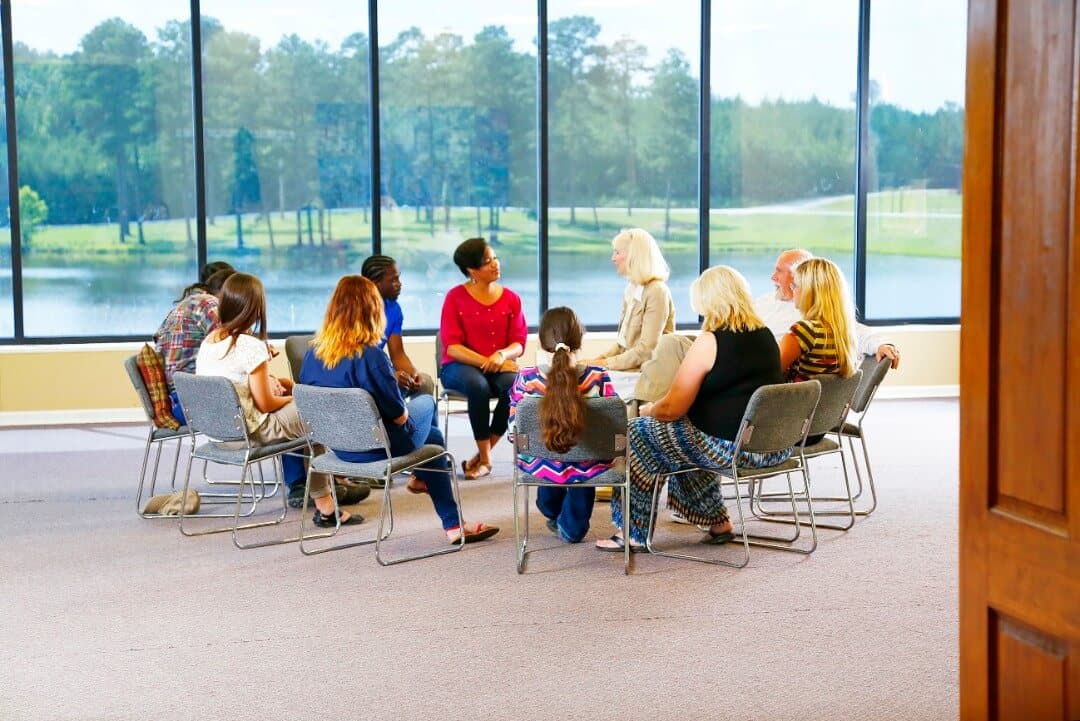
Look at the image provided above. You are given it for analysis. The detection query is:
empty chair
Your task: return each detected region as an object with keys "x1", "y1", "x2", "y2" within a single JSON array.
[
  {"x1": 512, "y1": 396, "x2": 631, "y2": 574},
  {"x1": 643, "y1": 380, "x2": 822, "y2": 566},
  {"x1": 752, "y1": 371, "x2": 863, "y2": 530},
  {"x1": 124, "y1": 354, "x2": 191, "y2": 519},
  {"x1": 172, "y1": 372, "x2": 313, "y2": 548},
  {"x1": 293, "y1": 383, "x2": 465, "y2": 565},
  {"x1": 284, "y1": 334, "x2": 314, "y2": 382}
]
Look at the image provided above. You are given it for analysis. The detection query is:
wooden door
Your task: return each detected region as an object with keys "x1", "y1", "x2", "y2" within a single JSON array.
[{"x1": 961, "y1": 0, "x2": 1080, "y2": 718}]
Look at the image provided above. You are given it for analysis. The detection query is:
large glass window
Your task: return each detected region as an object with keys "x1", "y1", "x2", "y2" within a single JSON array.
[
  {"x1": 709, "y1": 1, "x2": 857, "y2": 305},
  {"x1": 377, "y1": 6, "x2": 538, "y2": 330},
  {"x1": 0, "y1": 61, "x2": 10, "y2": 338},
  {"x1": 866, "y1": 0, "x2": 964, "y2": 319},
  {"x1": 12, "y1": 3, "x2": 197, "y2": 336},
  {"x1": 547, "y1": 5, "x2": 699, "y2": 327},
  {"x1": 201, "y1": 2, "x2": 371, "y2": 332}
]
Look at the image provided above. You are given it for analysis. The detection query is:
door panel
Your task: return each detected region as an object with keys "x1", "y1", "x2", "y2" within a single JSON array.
[{"x1": 961, "y1": 0, "x2": 1080, "y2": 719}]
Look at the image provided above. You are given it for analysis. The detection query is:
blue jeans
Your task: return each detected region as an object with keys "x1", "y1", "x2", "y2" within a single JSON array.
[
  {"x1": 439, "y1": 362, "x2": 515, "y2": 440},
  {"x1": 536, "y1": 485, "x2": 596, "y2": 543},
  {"x1": 335, "y1": 395, "x2": 461, "y2": 531}
]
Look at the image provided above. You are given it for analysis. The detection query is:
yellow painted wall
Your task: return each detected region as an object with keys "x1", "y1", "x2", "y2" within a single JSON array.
[{"x1": 0, "y1": 325, "x2": 958, "y2": 424}]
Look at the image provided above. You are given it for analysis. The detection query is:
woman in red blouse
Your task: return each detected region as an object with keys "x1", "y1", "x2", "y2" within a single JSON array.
[{"x1": 439, "y1": 237, "x2": 528, "y2": 479}]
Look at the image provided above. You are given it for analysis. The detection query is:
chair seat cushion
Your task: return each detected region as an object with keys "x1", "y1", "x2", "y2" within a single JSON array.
[
  {"x1": 310, "y1": 444, "x2": 447, "y2": 477},
  {"x1": 151, "y1": 426, "x2": 190, "y2": 441},
  {"x1": 833, "y1": 421, "x2": 862, "y2": 438},
  {"x1": 194, "y1": 437, "x2": 309, "y2": 465},
  {"x1": 800, "y1": 438, "x2": 841, "y2": 456},
  {"x1": 725, "y1": 457, "x2": 803, "y2": 479}
]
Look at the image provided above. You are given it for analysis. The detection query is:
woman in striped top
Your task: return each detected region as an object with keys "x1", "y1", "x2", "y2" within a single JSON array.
[
  {"x1": 508, "y1": 308, "x2": 617, "y2": 543},
  {"x1": 779, "y1": 257, "x2": 858, "y2": 382}
]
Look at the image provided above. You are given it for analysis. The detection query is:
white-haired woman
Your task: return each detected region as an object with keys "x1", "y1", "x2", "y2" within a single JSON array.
[
  {"x1": 596, "y1": 265, "x2": 791, "y2": 551},
  {"x1": 587, "y1": 228, "x2": 675, "y2": 371}
]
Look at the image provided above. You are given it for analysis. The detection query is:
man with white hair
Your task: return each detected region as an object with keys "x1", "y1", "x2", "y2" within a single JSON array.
[
  {"x1": 758, "y1": 249, "x2": 900, "y2": 366},
  {"x1": 634, "y1": 248, "x2": 900, "y2": 404}
]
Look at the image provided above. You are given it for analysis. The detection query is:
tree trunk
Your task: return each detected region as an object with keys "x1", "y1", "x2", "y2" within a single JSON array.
[
  {"x1": 264, "y1": 210, "x2": 275, "y2": 250},
  {"x1": 235, "y1": 212, "x2": 244, "y2": 249},
  {"x1": 664, "y1": 179, "x2": 672, "y2": 241},
  {"x1": 592, "y1": 205, "x2": 600, "y2": 231},
  {"x1": 442, "y1": 180, "x2": 450, "y2": 232},
  {"x1": 116, "y1": 154, "x2": 130, "y2": 243},
  {"x1": 476, "y1": 205, "x2": 482, "y2": 237}
]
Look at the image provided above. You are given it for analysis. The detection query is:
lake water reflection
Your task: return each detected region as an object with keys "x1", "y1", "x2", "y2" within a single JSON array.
[{"x1": 3, "y1": 249, "x2": 959, "y2": 339}]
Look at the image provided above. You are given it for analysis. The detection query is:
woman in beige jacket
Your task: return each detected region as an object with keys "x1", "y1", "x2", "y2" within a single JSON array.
[{"x1": 588, "y1": 228, "x2": 675, "y2": 371}]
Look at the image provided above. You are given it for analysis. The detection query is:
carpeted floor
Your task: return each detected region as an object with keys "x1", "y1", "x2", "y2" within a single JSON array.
[{"x1": 0, "y1": 398, "x2": 958, "y2": 721}]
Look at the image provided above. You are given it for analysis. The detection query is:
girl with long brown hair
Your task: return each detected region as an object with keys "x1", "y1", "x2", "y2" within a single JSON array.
[
  {"x1": 195, "y1": 273, "x2": 353, "y2": 528},
  {"x1": 508, "y1": 307, "x2": 618, "y2": 543},
  {"x1": 300, "y1": 275, "x2": 499, "y2": 544}
]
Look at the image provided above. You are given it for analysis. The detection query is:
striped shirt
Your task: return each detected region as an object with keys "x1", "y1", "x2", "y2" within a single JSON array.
[
  {"x1": 508, "y1": 365, "x2": 618, "y2": 484},
  {"x1": 786, "y1": 319, "x2": 841, "y2": 382}
]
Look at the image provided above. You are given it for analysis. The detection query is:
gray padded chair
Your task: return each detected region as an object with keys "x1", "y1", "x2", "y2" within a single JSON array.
[
  {"x1": 292, "y1": 384, "x2": 464, "y2": 565},
  {"x1": 512, "y1": 396, "x2": 631, "y2": 574},
  {"x1": 124, "y1": 355, "x2": 191, "y2": 519},
  {"x1": 284, "y1": 334, "x2": 314, "y2": 382},
  {"x1": 643, "y1": 380, "x2": 822, "y2": 567},
  {"x1": 173, "y1": 372, "x2": 312, "y2": 548},
  {"x1": 752, "y1": 371, "x2": 863, "y2": 531}
]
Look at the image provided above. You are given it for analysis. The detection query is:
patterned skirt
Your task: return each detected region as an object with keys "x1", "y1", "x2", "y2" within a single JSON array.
[{"x1": 612, "y1": 416, "x2": 792, "y2": 543}]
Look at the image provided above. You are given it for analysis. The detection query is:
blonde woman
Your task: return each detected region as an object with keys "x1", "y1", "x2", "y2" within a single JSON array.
[
  {"x1": 597, "y1": 266, "x2": 790, "y2": 551},
  {"x1": 300, "y1": 275, "x2": 499, "y2": 544},
  {"x1": 779, "y1": 257, "x2": 858, "y2": 382},
  {"x1": 588, "y1": 228, "x2": 675, "y2": 371}
]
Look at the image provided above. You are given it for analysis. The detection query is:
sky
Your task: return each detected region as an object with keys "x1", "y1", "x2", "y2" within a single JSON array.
[{"x1": 11, "y1": 0, "x2": 965, "y2": 112}]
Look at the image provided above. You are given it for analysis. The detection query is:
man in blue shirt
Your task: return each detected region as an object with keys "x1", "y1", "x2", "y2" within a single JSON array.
[{"x1": 361, "y1": 255, "x2": 434, "y2": 398}]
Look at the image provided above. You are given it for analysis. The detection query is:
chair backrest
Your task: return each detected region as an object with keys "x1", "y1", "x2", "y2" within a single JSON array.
[
  {"x1": 173, "y1": 372, "x2": 246, "y2": 442},
  {"x1": 284, "y1": 334, "x2": 314, "y2": 382},
  {"x1": 852, "y1": 355, "x2": 891, "y2": 413},
  {"x1": 293, "y1": 384, "x2": 388, "y2": 454},
  {"x1": 806, "y1": 370, "x2": 863, "y2": 437},
  {"x1": 737, "y1": 380, "x2": 822, "y2": 454},
  {"x1": 123, "y1": 354, "x2": 157, "y2": 423},
  {"x1": 513, "y1": 396, "x2": 628, "y2": 463}
]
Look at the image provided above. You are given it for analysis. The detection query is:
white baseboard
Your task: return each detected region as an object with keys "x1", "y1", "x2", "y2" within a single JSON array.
[
  {"x1": 0, "y1": 408, "x2": 146, "y2": 427},
  {"x1": 876, "y1": 384, "x2": 958, "y2": 399}
]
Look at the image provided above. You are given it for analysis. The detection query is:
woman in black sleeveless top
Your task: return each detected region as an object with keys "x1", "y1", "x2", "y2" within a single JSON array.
[{"x1": 597, "y1": 266, "x2": 793, "y2": 552}]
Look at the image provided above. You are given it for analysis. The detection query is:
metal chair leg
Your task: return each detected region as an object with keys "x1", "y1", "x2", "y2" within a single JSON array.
[{"x1": 642, "y1": 469, "x2": 750, "y2": 568}]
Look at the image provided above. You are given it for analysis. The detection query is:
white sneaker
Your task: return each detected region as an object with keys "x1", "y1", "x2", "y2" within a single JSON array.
[{"x1": 670, "y1": 510, "x2": 710, "y2": 531}]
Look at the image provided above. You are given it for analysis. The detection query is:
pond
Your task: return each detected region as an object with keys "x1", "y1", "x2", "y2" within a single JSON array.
[{"x1": 0, "y1": 248, "x2": 959, "y2": 339}]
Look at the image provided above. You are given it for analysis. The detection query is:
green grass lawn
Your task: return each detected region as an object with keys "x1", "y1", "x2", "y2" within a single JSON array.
[{"x1": 17, "y1": 189, "x2": 962, "y2": 264}]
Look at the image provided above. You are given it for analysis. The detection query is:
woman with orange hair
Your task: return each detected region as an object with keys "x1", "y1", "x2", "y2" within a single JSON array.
[{"x1": 299, "y1": 276, "x2": 499, "y2": 545}]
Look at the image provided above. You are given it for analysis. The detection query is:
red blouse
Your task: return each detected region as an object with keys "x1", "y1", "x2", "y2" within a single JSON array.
[{"x1": 439, "y1": 284, "x2": 528, "y2": 366}]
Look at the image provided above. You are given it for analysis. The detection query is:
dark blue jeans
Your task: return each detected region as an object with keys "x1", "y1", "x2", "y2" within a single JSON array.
[
  {"x1": 439, "y1": 362, "x2": 516, "y2": 441},
  {"x1": 536, "y1": 485, "x2": 596, "y2": 543},
  {"x1": 335, "y1": 395, "x2": 461, "y2": 531}
]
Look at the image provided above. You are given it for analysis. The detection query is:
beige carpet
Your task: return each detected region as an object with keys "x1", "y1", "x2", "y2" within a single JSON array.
[{"x1": 0, "y1": 398, "x2": 958, "y2": 720}]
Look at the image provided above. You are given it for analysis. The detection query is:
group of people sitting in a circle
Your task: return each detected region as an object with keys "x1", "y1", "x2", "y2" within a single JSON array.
[{"x1": 152, "y1": 228, "x2": 900, "y2": 553}]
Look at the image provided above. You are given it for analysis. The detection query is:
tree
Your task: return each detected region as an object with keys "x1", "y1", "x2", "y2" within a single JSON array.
[
  {"x1": 63, "y1": 19, "x2": 154, "y2": 243},
  {"x1": 17, "y1": 185, "x2": 49, "y2": 250},
  {"x1": 644, "y1": 50, "x2": 697, "y2": 238}
]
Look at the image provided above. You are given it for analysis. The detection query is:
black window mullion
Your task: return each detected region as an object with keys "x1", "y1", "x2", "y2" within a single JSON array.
[
  {"x1": 853, "y1": 0, "x2": 871, "y2": 322},
  {"x1": 698, "y1": 0, "x2": 710, "y2": 275},
  {"x1": 369, "y1": 0, "x2": 381, "y2": 256},
  {"x1": 190, "y1": 0, "x2": 208, "y2": 271},
  {"x1": 537, "y1": 0, "x2": 549, "y2": 315},
  {"x1": 2, "y1": 0, "x2": 23, "y2": 340}
]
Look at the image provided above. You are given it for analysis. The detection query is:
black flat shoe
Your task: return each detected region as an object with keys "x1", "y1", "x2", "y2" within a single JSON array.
[
  {"x1": 312, "y1": 509, "x2": 364, "y2": 528},
  {"x1": 700, "y1": 529, "x2": 735, "y2": 545}
]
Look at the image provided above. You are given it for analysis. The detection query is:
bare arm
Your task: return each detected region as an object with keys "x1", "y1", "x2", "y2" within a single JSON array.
[
  {"x1": 386, "y1": 334, "x2": 422, "y2": 389},
  {"x1": 778, "y1": 333, "x2": 802, "y2": 375},
  {"x1": 249, "y1": 361, "x2": 292, "y2": 413},
  {"x1": 640, "y1": 332, "x2": 715, "y2": 422}
]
